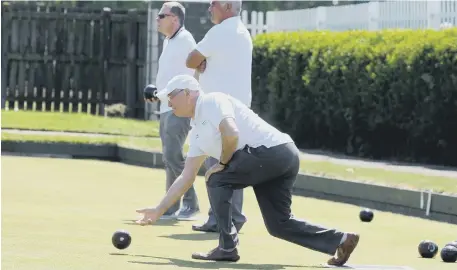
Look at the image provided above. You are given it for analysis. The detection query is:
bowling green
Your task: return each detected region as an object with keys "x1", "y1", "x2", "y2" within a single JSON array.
[{"x1": 2, "y1": 156, "x2": 456, "y2": 270}]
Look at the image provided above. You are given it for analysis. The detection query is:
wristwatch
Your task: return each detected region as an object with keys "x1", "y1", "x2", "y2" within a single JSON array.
[{"x1": 219, "y1": 161, "x2": 228, "y2": 167}]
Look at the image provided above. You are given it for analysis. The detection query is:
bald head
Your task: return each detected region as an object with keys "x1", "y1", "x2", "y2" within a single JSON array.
[
  {"x1": 209, "y1": 0, "x2": 242, "y2": 24},
  {"x1": 219, "y1": 0, "x2": 242, "y2": 15}
]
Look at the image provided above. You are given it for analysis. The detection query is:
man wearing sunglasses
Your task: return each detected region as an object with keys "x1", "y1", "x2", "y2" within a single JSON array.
[
  {"x1": 185, "y1": 0, "x2": 251, "y2": 235},
  {"x1": 136, "y1": 74, "x2": 360, "y2": 266},
  {"x1": 146, "y1": 1, "x2": 200, "y2": 221}
]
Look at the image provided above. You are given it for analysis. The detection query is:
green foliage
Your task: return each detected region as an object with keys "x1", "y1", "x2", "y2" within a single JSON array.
[
  {"x1": 252, "y1": 29, "x2": 457, "y2": 166},
  {"x1": 105, "y1": 103, "x2": 127, "y2": 118}
]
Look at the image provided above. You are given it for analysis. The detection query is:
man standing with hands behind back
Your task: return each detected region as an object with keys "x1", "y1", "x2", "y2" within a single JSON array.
[
  {"x1": 147, "y1": 1, "x2": 200, "y2": 221},
  {"x1": 186, "y1": 0, "x2": 252, "y2": 233}
]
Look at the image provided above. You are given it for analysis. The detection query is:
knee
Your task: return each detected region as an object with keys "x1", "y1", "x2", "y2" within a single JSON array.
[
  {"x1": 264, "y1": 219, "x2": 285, "y2": 239},
  {"x1": 265, "y1": 223, "x2": 280, "y2": 238},
  {"x1": 206, "y1": 173, "x2": 223, "y2": 189}
]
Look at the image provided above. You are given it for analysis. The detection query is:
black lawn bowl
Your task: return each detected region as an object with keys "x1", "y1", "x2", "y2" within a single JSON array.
[
  {"x1": 112, "y1": 230, "x2": 132, "y2": 250},
  {"x1": 445, "y1": 241, "x2": 457, "y2": 249},
  {"x1": 143, "y1": 84, "x2": 158, "y2": 101},
  {"x1": 418, "y1": 240, "x2": 439, "y2": 258},
  {"x1": 441, "y1": 245, "x2": 457, "y2": 263},
  {"x1": 359, "y1": 208, "x2": 374, "y2": 222}
]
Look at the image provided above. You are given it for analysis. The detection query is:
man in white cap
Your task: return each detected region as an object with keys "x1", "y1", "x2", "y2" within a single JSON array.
[{"x1": 135, "y1": 74, "x2": 360, "y2": 266}]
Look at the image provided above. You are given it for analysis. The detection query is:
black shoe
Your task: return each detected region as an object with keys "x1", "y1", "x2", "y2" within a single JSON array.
[
  {"x1": 192, "y1": 222, "x2": 245, "y2": 233},
  {"x1": 192, "y1": 223, "x2": 218, "y2": 233},
  {"x1": 192, "y1": 247, "x2": 240, "y2": 262}
]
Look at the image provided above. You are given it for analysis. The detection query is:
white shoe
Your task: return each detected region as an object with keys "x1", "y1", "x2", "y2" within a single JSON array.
[
  {"x1": 175, "y1": 206, "x2": 200, "y2": 221},
  {"x1": 159, "y1": 213, "x2": 177, "y2": 220}
]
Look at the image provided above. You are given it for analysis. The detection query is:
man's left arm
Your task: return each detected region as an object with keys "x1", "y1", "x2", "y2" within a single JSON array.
[
  {"x1": 219, "y1": 118, "x2": 239, "y2": 165},
  {"x1": 187, "y1": 50, "x2": 206, "y2": 70},
  {"x1": 207, "y1": 98, "x2": 239, "y2": 166}
]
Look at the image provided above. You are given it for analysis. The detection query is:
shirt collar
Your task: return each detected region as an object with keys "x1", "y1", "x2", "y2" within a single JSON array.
[
  {"x1": 168, "y1": 26, "x2": 184, "y2": 40},
  {"x1": 220, "y1": 16, "x2": 240, "y2": 25}
]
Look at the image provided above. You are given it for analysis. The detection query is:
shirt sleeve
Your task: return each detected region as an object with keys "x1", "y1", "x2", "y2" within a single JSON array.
[
  {"x1": 195, "y1": 26, "x2": 219, "y2": 58},
  {"x1": 206, "y1": 95, "x2": 236, "y2": 129},
  {"x1": 175, "y1": 34, "x2": 198, "y2": 76},
  {"x1": 181, "y1": 33, "x2": 197, "y2": 55}
]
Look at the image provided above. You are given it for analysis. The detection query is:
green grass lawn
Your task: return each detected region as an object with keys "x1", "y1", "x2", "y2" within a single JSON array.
[
  {"x1": 2, "y1": 156, "x2": 456, "y2": 270},
  {"x1": 3, "y1": 131, "x2": 457, "y2": 194},
  {"x1": 1, "y1": 110, "x2": 159, "y2": 137}
]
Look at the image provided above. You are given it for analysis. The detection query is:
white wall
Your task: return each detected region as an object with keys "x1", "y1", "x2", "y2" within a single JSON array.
[{"x1": 242, "y1": 0, "x2": 457, "y2": 37}]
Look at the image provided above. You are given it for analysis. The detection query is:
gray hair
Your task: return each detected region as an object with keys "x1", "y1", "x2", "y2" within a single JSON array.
[
  {"x1": 163, "y1": 1, "x2": 186, "y2": 26},
  {"x1": 220, "y1": 0, "x2": 242, "y2": 15}
]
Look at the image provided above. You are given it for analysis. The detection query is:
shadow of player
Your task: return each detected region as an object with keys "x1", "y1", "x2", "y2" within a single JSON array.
[
  {"x1": 108, "y1": 253, "x2": 338, "y2": 269},
  {"x1": 127, "y1": 255, "x2": 308, "y2": 270},
  {"x1": 109, "y1": 253, "x2": 413, "y2": 270},
  {"x1": 158, "y1": 232, "x2": 219, "y2": 241},
  {"x1": 121, "y1": 219, "x2": 179, "y2": 226}
]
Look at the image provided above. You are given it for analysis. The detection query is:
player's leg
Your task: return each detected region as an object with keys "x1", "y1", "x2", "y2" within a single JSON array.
[
  {"x1": 159, "y1": 112, "x2": 178, "y2": 219},
  {"x1": 190, "y1": 143, "x2": 296, "y2": 261},
  {"x1": 253, "y1": 177, "x2": 344, "y2": 255},
  {"x1": 192, "y1": 157, "x2": 247, "y2": 232},
  {"x1": 252, "y1": 143, "x2": 359, "y2": 266},
  {"x1": 206, "y1": 156, "x2": 246, "y2": 228},
  {"x1": 192, "y1": 147, "x2": 266, "y2": 261},
  {"x1": 162, "y1": 111, "x2": 200, "y2": 219}
]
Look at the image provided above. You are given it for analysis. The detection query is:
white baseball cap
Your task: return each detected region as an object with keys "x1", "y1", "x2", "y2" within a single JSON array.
[{"x1": 156, "y1": 74, "x2": 202, "y2": 100}]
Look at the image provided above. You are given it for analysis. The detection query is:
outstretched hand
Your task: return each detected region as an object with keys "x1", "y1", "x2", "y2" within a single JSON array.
[{"x1": 135, "y1": 207, "x2": 160, "y2": 226}]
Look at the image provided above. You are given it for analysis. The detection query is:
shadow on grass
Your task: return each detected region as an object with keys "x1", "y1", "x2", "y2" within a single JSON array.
[
  {"x1": 108, "y1": 253, "x2": 331, "y2": 269},
  {"x1": 121, "y1": 219, "x2": 179, "y2": 226},
  {"x1": 158, "y1": 232, "x2": 219, "y2": 241},
  {"x1": 127, "y1": 255, "x2": 309, "y2": 269}
]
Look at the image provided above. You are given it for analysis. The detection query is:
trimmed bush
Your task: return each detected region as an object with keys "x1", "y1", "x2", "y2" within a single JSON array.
[{"x1": 252, "y1": 29, "x2": 457, "y2": 166}]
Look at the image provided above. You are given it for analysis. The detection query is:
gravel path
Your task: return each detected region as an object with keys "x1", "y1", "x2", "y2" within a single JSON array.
[
  {"x1": 3, "y1": 129, "x2": 112, "y2": 137},
  {"x1": 3, "y1": 128, "x2": 457, "y2": 179},
  {"x1": 298, "y1": 150, "x2": 457, "y2": 179}
]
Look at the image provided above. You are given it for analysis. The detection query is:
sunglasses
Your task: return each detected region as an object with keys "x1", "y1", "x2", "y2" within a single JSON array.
[{"x1": 158, "y1": 13, "x2": 173, "y2": 19}]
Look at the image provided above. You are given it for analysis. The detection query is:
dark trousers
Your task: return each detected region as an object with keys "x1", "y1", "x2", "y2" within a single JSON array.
[
  {"x1": 206, "y1": 142, "x2": 344, "y2": 255},
  {"x1": 204, "y1": 157, "x2": 246, "y2": 226}
]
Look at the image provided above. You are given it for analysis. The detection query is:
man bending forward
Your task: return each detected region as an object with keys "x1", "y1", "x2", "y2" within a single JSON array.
[{"x1": 136, "y1": 75, "x2": 360, "y2": 266}]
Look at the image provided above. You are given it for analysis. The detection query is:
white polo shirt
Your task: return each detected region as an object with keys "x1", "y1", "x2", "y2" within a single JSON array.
[
  {"x1": 195, "y1": 16, "x2": 253, "y2": 107},
  {"x1": 156, "y1": 28, "x2": 196, "y2": 114},
  {"x1": 187, "y1": 92, "x2": 293, "y2": 159}
]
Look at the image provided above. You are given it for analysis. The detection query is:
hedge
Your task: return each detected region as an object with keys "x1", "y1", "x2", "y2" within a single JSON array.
[{"x1": 252, "y1": 29, "x2": 457, "y2": 166}]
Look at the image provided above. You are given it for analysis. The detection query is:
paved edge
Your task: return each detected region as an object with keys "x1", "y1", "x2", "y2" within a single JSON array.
[
  {"x1": 2, "y1": 141, "x2": 457, "y2": 225},
  {"x1": 4, "y1": 128, "x2": 457, "y2": 178}
]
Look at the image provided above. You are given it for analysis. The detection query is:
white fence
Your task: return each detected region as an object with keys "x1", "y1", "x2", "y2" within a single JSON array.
[{"x1": 242, "y1": 0, "x2": 457, "y2": 37}]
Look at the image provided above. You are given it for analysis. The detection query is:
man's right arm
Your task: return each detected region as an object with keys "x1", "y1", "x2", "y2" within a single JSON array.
[{"x1": 155, "y1": 155, "x2": 206, "y2": 215}]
